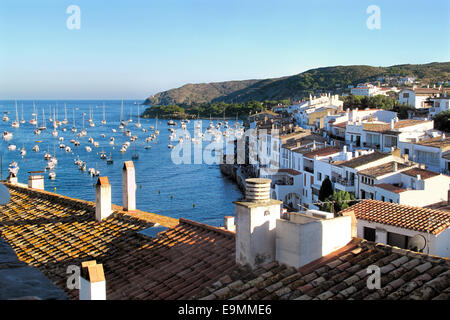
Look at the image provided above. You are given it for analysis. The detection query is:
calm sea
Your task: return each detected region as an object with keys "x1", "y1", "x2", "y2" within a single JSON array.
[{"x1": 0, "y1": 100, "x2": 243, "y2": 226}]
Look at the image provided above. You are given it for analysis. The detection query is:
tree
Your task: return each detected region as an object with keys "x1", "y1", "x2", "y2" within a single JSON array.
[
  {"x1": 318, "y1": 177, "x2": 333, "y2": 202},
  {"x1": 320, "y1": 191, "x2": 356, "y2": 214},
  {"x1": 433, "y1": 110, "x2": 450, "y2": 132}
]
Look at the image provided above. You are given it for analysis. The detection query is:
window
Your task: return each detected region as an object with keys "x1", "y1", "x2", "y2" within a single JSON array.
[
  {"x1": 363, "y1": 227, "x2": 376, "y2": 242},
  {"x1": 405, "y1": 148, "x2": 409, "y2": 155},
  {"x1": 403, "y1": 93, "x2": 409, "y2": 98},
  {"x1": 381, "y1": 196, "x2": 385, "y2": 202},
  {"x1": 387, "y1": 232, "x2": 409, "y2": 249},
  {"x1": 317, "y1": 172, "x2": 322, "y2": 181}
]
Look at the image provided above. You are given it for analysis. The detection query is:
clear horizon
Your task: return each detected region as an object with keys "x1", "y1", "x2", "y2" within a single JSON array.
[{"x1": 1, "y1": 0, "x2": 449, "y2": 99}]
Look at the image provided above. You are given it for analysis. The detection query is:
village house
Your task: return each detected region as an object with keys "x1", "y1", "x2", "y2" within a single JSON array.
[
  {"x1": 398, "y1": 86, "x2": 442, "y2": 108},
  {"x1": 398, "y1": 134, "x2": 450, "y2": 173},
  {"x1": 340, "y1": 200, "x2": 450, "y2": 258}
]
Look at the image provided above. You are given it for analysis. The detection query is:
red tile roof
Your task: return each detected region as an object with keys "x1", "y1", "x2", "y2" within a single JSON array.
[
  {"x1": 302, "y1": 147, "x2": 342, "y2": 158},
  {"x1": 402, "y1": 168, "x2": 440, "y2": 180},
  {"x1": 375, "y1": 183, "x2": 407, "y2": 193},
  {"x1": 339, "y1": 200, "x2": 450, "y2": 235}
]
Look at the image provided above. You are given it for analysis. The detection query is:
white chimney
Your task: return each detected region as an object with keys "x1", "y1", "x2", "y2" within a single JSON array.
[
  {"x1": 28, "y1": 174, "x2": 44, "y2": 190},
  {"x1": 79, "y1": 260, "x2": 106, "y2": 300},
  {"x1": 390, "y1": 119, "x2": 395, "y2": 130},
  {"x1": 275, "y1": 211, "x2": 353, "y2": 269},
  {"x1": 393, "y1": 162, "x2": 398, "y2": 172},
  {"x1": 7, "y1": 175, "x2": 18, "y2": 185},
  {"x1": 416, "y1": 174, "x2": 421, "y2": 180},
  {"x1": 122, "y1": 161, "x2": 136, "y2": 211},
  {"x1": 224, "y1": 216, "x2": 235, "y2": 232},
  {"x1": 235, "y1": 178, "x2": 282, "y2": 268},
  {"x1": 95, "y1": 176, "x2": 112, "y2": 222}
]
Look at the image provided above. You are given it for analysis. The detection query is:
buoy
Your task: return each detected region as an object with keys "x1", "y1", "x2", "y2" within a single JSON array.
[
  {"x1": 192, "y1": 203, "x2": 195, "y2": 208},
  {"x1": 170, "y1": 195, "x2": 173, "y2": 199},
  {"x1": 54, "y1": 187, "x2": 56, "y2": 191}
]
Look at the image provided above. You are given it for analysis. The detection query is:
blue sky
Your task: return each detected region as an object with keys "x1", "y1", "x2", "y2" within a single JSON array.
[{"x1": 0, "y1": 0, "x2": 449, "y2": 99}]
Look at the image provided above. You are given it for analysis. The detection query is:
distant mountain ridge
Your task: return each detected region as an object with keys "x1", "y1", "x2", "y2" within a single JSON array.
[{"x1": 143, "y1": 62, "x2": 450, "y2": 105}]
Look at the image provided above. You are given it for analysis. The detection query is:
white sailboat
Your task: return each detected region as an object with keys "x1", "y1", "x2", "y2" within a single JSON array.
[
  {"x1": 135, "y1": 104, "x2": 141, "y2": 128},
  {"x1": 101, "y1": 103, "x2": 106, "y2": 125},
  {"x1": 30, "y1": 102, "x2": 37, "y2": 125},
  {"x1": 71, "y1": 108, "x2": 77, "y2": 133},
  {"x1": 20, "y1": 103, "x2": 25, "y2": 124},
  {"x1": 120, "y1": 99, "x2": 127, "y2": 127},
  {"x1": 38, "y1": 109, "x2": 46, "y2": 130},
  {"x1": 89, "y1": 106, "x2": 95, "y2": 127},
  {"x1": 11, "y1": 101, "x2": 19, "y2": 128},
  {"x1": 63, "y1": 103, "x2": 68, "y2": 124}
]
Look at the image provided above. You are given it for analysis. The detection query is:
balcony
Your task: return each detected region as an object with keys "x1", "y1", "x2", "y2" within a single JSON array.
[{"x1": 334, "y1": 177, "x2": 355, "y2": 192}]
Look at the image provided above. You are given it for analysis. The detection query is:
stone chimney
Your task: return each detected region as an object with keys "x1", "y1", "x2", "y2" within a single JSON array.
[
  {"x1": 234, "y1": 178, "x2": 282, "y2": 268},
  {"x1": 79, "y1": 260, "x2": 106, "y2": 300},
  {"x1": 224, "y1": 216, "x2": 235, "y2": 232},
  {"x1": 122, "y1": 161, "x2": 136, "y2": 211},
  {"x1": 28, "y1": 173, "x2": 44, "y2": 190},
  {"x1": 95, "y1": 177, "x2": 112, "y2": 222}
]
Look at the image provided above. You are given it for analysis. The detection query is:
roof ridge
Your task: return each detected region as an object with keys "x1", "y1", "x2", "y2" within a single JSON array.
[
  {"x1": 179, "y1": 218, "x2": 236, "y2": 238},
  {"x1": 352, "y1": 199, "x2": 450, "y2": 216}
]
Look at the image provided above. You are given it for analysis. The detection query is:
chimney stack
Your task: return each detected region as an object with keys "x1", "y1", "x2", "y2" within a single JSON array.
[
  {"x1": 79, "y1": 260, "x2": 106, "y2": 300},
  {"x1": 235, "y1": 178, "x2": 282, "y2": 268},
  {"x1": 224, "y1": 216, "x2": 235, "y2": 232},
  {"x1": 122, "y1": 161, "x2": 136, "y2": 211},
  {"x1": 95, "y1": 177, "x2": 112, "y2": 222},
  {"x1": 393, "y1": 162, "x2": 398, "y2": 172},
  {"x1": 28, "y1": 173, "x2": 44, "y2": 190}
]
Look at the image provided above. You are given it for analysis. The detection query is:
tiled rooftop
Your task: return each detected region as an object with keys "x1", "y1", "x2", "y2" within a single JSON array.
[
  {"x1": 363, "y1": 120, "x2": 430, "y2": 133},
  {"x1": 402, "y1": 168, "x2": 440, "y2": 180},
  {"x1": 340, "y1": 151, "x2": 390, "y2": 169},
  {"x1": 413, "y1": 136, "x2": 450, "y2": 151},
  {"x1": 339, "y1": 200, "x2": 450, "y2": 235},
  {"x1": 302, "y1": 147, "x2": 342, "y2": 158},
  {"x1": 196, "y1": 239, "x2": 450, "y2": 300},
  {"x1": 359, "y1": 161, "x2": 413, "y2": 178},
  {"x1": 375, "y1": 183, "x2": 407, "y2": 194}
]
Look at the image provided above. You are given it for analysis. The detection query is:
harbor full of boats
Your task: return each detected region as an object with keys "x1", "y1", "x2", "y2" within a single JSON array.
[{"x1": 0, "y1": 100, "x2": 243, "y2": 226}]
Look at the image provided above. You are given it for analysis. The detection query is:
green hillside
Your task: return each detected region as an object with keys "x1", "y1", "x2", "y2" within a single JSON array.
[{"x1": 143, "y1": 62, "x2": 450, "y2": 106}]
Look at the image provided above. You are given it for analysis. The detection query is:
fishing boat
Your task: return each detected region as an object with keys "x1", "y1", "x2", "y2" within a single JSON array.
[{"x1": 106, "y1": 153, "x2": 113, "y2": 164}]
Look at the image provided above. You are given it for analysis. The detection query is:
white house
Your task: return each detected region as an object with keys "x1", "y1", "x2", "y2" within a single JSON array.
[
  {"x1": 339, "y1": 200, "x2": 450, "y2": 258},
  {"x1": 398, "y1": 87, "x2": 441, "y2": 108}
]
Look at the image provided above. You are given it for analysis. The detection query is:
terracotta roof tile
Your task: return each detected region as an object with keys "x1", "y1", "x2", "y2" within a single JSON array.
[{"x1": 339, "y1": 200, "x2": 450, "y2": 235}]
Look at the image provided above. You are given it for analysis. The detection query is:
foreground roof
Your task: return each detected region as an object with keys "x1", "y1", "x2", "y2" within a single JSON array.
[
  {"x1": 339, "y1": 200, "x2": 450, "y2": 235},
  {"x1": 196, "y1": 239, "x2": 450, "y2": 300}
]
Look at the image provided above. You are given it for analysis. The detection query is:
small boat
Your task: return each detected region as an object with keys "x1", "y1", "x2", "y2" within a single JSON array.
[
  {"x1": 2, "y1": 114, "x2": 9, "y2": 122},
  {"x1": 144, "y1": 145, "x2": 151, "y2": 150},
  {"x1": 168, "y1": 120, "x2": 175, "y2": 126},
  {"x1": 65, "y1": 146, "x2": 71, "y2": 153},
  {"x1": 20, "y1": 148, "x2": 26, "y2": 157},
  {"x1": 59, "y1": 137, "x2": 64, "y2": 142},
  {"x1": 100, "y1": 150, "x2": 107, "y2": 159},
  {"x1": 85, "y1": 146, "x2": 92, "y2": 152},
  {"x1": 112, "y1": 128, "x2": 117, "y2": 133},
  {"x1": 168, "y1": 144, "x2": 174, "y2": 149},
  {"x1": 32, "y1": 145, "x2": 39, "y2": 152},
  {"x1": 8, "y1": 144, "x2": 16, "y2": 151},
  {"x1": 106, "y1": 153, "x2": 113, "y2": 164},
  {"x1": 52, "y1": 129, "x2": 58, "y2": 137},
  {"x1": 48, "y1": 172, "x2": 56, "y2": 179},
  {"x1": 59, "y1": 143, "x2": 65, "y2": 149},
  {"x1": 101, "y1": 103, "x2": 106, "y2": 125},
  {"x1": 3, "y1": 131, "x2": 13, "y2": 140}
]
